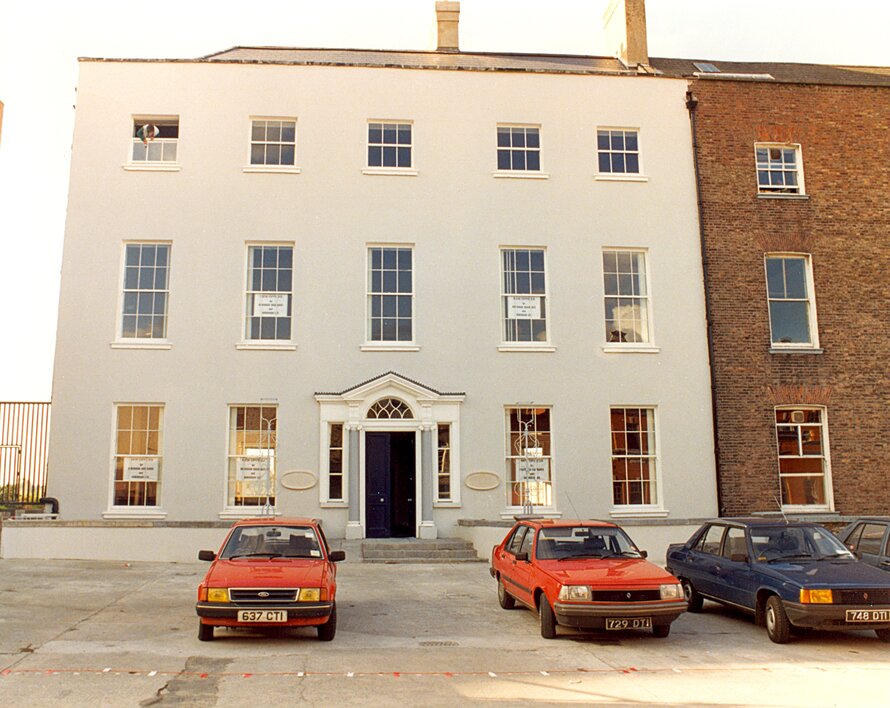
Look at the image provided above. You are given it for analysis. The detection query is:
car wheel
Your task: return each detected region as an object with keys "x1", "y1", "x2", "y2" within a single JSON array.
[
  {"x1": 876, "y1": 628, "x2": 890, "y2": 643},
  {"x1": 681, "y1": 579, "x2": 703, "y2": 613},
  {"x1": 317, "y1": 602, "x2": 337, "y2": 641},
  {"x1": 539, "y1": 596, "x2": 557, "y2": 639},
  {"x1": 197, "y1": 622, "x2": 214, "y2": 642},
  {"x1": 497, "y1": 578, "x2": 516, "y2": 610},
  {"x1": 765, "y1": 595, "x2": 791, "y2": 644},
  {"x1": 652, "y1": 624, "x2": 671, "y2": 638}
]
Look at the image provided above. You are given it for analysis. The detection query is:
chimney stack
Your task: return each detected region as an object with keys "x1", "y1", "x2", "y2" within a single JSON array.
[
  {"x1": 603, "y1": 0, "x2": 649, "y2": 68},
  {"x1": 435, "y1": 1, "x2": 460, "y2": 53}
]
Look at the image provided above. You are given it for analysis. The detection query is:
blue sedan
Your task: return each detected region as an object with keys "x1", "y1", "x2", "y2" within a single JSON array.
[{"x1": 666, "y1": 518, "x2": 890, "y2": 643}]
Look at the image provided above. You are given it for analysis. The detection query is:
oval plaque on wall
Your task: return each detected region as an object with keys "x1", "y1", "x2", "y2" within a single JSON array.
[
  {"x1": 464, "y1": 470, "x2": 501, "y2": 491},
  {"x1": 280, "y1": 470, "x2": 318, "y2": 491}
]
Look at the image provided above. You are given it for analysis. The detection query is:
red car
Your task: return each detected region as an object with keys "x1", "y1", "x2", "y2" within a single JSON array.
[
  {"x1": 490, "y1": 518, "x2": 686, "y2": 638},
  {"x1": 196, "y1": 518, "x2": 344, "y2": 641}
]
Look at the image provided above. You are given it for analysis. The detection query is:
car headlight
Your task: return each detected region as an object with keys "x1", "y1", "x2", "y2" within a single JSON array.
[
  {"x1": 207, "y1": 588, "x2": 229, "y2": 603},
  {"x1": 298, "y1": 588, "x2": 321, "y2": 602},
  {"x1": 800, "y1": 588, "x2": 833, "y2": 604},
  {"x1": 558, "y1": 585, "x2": 592, "y2": 601},
  {"x1": 660, "y1": 583, "x2": 683, "y2": 600}
]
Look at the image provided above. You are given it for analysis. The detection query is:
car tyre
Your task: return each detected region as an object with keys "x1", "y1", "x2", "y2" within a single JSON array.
[
  {"x1": 765, "y1": 595, "x2": 791, "y2": 644},
  {"x1": 317, "y1": 602, "x2": 337, "y2": 641},
  {"x1": 497, "y1": 578, "x2": 516, "y2": 610},
  {"x1": 681, "y1": 579, "x2": 703, "y2": 613},
  {"x1": 652, "y1": 624, "x2": 670, "y2": 638},
  {"x1": 197, "y1": 622, "x2": 214, "y2": 642},
  {"x1": 876, "y1": 628, "x2": 890, "y2": 643},
  {"x1": 539, "y1": 596, "x2": 557, "y2": 639}
]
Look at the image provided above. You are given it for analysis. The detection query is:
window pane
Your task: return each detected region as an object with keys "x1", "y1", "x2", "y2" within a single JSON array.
[{"x1": 770, "y1": 301, "x2": 811, "y2": 344}]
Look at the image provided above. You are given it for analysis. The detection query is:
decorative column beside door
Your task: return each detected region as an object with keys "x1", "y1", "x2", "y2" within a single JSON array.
[
  {"x1": 419, "y1": 423, "x2": 438, "y2": 539},
  {"x1": 345, "y1": 423, "x2": 363, "y2": 540}
]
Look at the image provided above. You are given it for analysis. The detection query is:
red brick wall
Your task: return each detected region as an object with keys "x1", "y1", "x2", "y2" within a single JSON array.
[{"x1": 689, "y1": 79, "x2": 890, "y2": 516}]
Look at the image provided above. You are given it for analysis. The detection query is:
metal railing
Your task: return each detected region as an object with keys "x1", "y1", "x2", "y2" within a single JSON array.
[{"x1": 0, "y1": 402, "x2": 51, "y2": 504}]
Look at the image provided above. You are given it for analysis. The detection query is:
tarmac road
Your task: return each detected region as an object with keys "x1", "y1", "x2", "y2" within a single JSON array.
[{"x1": 0, "y1": 553, "x2": 888, "y2": 707}]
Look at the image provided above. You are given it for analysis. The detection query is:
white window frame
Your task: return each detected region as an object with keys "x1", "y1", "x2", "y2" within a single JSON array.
[
  {"x1": 499, "y1": 246, "x2": 553, "y2": 351},
  {"x1": 774, "y1": 406, "x2": 834, "y2": 512},
  {"x1": 601, "y1": 248, "x2": 656, "y2": 351},
  {"x1": 503, "y1": 406, "x2": 556, "y2": 514},
  {"x1": 125, "y1": 115, "x2": 181, "y2": 172},
  {"x1": 238, "y1": 242, "x2": 296, "y2": 351},
  {"x1": 595, "y1": 127, "x2": 647, "y2": 182},
  {"x1": 222, "y1": 404, "x2": 279, "y2": 517},
  {"x1": 755, "y1": 142, "x2": 805, "y2": 196},
  {"x1": 494, "y1": 124, "x2": 548, "y2": 179},
  {"x1": 362, "y1": 244, "x2": 418, "y2": 351},
  {"x1": 244, "y1": 117, "x2": 300, "y2": 174},
  {"x1": 113, "y1": 241, "x2": 172, "y2": 350},
  {"x1": 363, "y1": 120, "x2": 417, "y2": 176},
  {"x1": 325, "y1": 422, "x2": 347, "y2": 504},
  {"x1": 104, "y1": 403, "x2": 166, "y2": 519},
  {"x1": 608, "y1": 406, "x2": 665, "y2": 518},
  {"x1": 764, "y1": 253, "x2": 819, "y2": 350}
]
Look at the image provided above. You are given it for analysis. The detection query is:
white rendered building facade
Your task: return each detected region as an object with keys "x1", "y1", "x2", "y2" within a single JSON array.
[{"x1": 39, "y1": 38, "x2": 719, "y2": 559}]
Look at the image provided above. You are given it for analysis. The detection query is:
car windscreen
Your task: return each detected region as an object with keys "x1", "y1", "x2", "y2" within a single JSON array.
[
  {"x1": 221, "y1": 525, "x2": 323, "y2": 559},
  {"x1": 536, "y1": 526, "x2": 642, "y2": 560},
  {"x1": 750, "y1": 525, "x2": 854, "y2": 562}
]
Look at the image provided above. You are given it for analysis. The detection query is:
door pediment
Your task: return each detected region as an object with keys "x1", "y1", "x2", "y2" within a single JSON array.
[{"x1": 315, "y1": 371, "x2": 465, "y2": 407}]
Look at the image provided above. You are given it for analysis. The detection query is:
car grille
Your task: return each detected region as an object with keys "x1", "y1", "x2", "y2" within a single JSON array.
[
  {"x1": 836, "y1": 589, "x2": 890, "y2": 605},
  {"x1": 591, "y1": 589, "x2": 662, "y2": 603},
  {"x1": 229, "y1": 588, "x2": 298, "y2": 603}
]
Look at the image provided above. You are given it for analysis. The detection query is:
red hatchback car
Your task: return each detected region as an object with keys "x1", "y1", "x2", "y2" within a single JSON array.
[
  {"x1": 490, "y1": 519, "x2": 687, "y2": 638},
  {"x1": 196, "y1": 518, "x2": 344, "y2": 641}
]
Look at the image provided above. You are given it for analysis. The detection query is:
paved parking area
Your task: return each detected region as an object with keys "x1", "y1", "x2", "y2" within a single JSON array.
[{"x1": 1, "y1": 556, "x2": 888, "y2": 706}]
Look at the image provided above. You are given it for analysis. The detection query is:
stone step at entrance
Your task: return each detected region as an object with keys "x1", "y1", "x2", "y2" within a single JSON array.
[{"x1": 361, "y1": 537, "x2": 482, "y2": 563}]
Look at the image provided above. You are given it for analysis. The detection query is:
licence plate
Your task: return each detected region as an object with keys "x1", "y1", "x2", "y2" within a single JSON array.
[
  {"x1": 606, "y1": 617, "x2": 652, "y2": 630},
  {"x1": 845, "y1": 609, "x2": 890, "y2": 623},
  {"x1": 237, "y1": 610, "x2": 287, "y2": 623}
]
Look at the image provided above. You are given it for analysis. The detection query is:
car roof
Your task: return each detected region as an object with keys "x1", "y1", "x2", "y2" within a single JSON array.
[
  {"x1": 517, "y1": 518, "x2": 618, "y2": 529},
  {"x1": 232, "y1": 517, "x2": 320, "y2": 527},
  {"x1": 705, "y1": 517, "x2": 826, "y2": 528}
]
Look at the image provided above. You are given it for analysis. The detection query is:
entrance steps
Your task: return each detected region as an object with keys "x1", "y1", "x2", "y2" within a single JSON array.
[{"x1": 361, "y1": 537, "x2": 482, "y2": 563}]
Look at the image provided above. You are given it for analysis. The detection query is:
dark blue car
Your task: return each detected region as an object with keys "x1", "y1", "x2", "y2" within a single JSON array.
[{"x1": 666, "y1": 518, "x2": 890, "y2": 643}]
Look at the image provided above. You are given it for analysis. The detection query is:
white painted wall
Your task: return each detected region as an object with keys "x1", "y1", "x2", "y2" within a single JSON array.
[{"x1": 47, "y1": 58, "x2": 717, "y2": 551}]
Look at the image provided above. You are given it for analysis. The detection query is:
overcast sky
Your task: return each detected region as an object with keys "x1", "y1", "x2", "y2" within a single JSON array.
[{"x1": 1, "y1": 0, "x2": 887, "y2": 400}]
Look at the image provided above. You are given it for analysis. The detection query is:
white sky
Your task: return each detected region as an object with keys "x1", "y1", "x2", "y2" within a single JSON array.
[{"x1": 0, "y1": 0, "x2": 887, "y2": 400}]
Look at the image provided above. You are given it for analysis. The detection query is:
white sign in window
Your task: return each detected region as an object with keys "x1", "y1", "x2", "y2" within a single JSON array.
[
  {"x1": 252, "y1": 293, "x2": 289, "y2": 317},
  {"x1": 123, "y1": 457, "x2": 160, "y2": 482},
  {"x1": 508, "y1": 296, "x2": 541, "y2": 320},
  {"x1": 516, "y1": 458, "x2": 547, "y2": 480},
  {"x1": 237, "y1": 457, "x2": 270, "y2": 481}
]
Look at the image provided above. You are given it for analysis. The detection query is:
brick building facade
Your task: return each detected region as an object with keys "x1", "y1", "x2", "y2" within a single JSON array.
[{"x1": 652, "y1": 61, "x2": 890, "y2": 517}]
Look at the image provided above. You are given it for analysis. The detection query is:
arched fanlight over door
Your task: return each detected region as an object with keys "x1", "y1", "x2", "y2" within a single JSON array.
[{"x1": 366, "y1": 398, "x2": 414, "y2": 419}]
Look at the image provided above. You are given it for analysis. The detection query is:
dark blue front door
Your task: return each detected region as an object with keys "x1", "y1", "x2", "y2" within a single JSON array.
[{"x1": 366, "y1": 432, "x2": 415, "y2": 538}]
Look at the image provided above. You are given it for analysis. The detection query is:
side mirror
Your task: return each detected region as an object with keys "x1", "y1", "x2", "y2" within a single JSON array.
[
  {"x1": 639, "y1": 549, "x2": 648, "y2": 559},
  {"x1": 329, "y1": 550, "x2": 346, "y2": 562},
  {"x1": 198, "y1": 550, "x2": 216, "y2": 562},
  {"x1": 730, "y1": 553, "x2": 749, "y2": 563},
  {"x1": 515, "y1": 551, "x2": 529, "y2": 562}
]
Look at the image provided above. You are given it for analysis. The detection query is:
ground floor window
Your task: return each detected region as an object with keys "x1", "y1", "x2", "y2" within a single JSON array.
[
  {"x1": 775, "y1": 407, "x2": 829, "y2": 507},
  {"x1": 610, "y1": 407, "x2": 657, "y2": 506},
  {"x1": 506, "y1": 407, "x2": 552, "y2": 508},
  {"x1": 437, "y1": 424, "x2": 451, "y2": 502},
  {"x1": 327, "y1": 423, "x2": 345, "y2": 502},
  {"x1": 227, "y1": 405, "x2": 277, "y2": 507},
  {"x1": 113, "y1": 404, "x2": 163, "y2": 507}
]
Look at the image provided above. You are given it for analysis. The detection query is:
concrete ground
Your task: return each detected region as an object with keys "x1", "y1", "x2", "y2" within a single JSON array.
[{"x1": 0, "y1": 549, "x2": 888, "y2": 707}]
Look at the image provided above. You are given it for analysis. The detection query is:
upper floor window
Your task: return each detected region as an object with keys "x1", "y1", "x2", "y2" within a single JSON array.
[
  {"x1": 245, "y1": 245, "x2": 293, "y2": 341},
  {"x1": 765, "y1": 254, "x2": 817, "y2": 348},
  {"x1": 775, "y1": 407, "x2": 830, "y2": 509},
  {"x1": 502, "y1": 248, "x2": 547, "y2": 343},
  {"x1": 610, "y1": 407, "x2": 658, "y2": 507},
  {"x1": 131, "y1": 117, "x2": 178, "y2": 163},
  {"x1": 113, "y1": 404, "x2": 164, "y2": 508},
  {"x1": 250, "y1": 119, "x2": 296, "y2": 167},
  {"x1": 497, "y1": 125, "x2": 541, "y2": 172},
  {"x1": 603, "y1": 250, "x2": 651, "y2": 344},
  {"x1": 755, "y1": 143, "x2": 804, "y2": 195},
  {"x1": 367, "y1": 247, "x2": 413, "y2": 343},
  {"x1": 597, "y1": 129, "x2": 640, "y2": 175},
  {"x1": 368, "y1": 122, "x2": 412, "y2": 169},
  {"x1": 121, "y1": 243, "x2": 170, "y2": 340}
]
